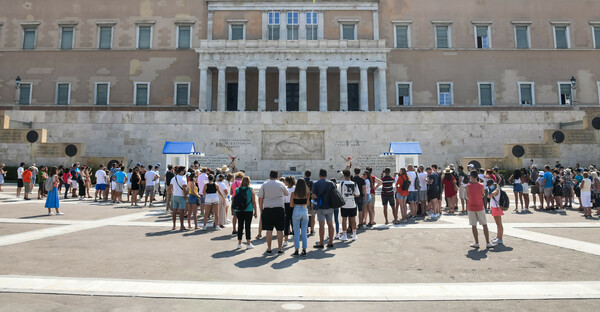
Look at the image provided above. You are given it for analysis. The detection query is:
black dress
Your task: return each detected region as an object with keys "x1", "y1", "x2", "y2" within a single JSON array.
[{"x1": 131, "y1": 174, "x2": 140, "y2": 191}]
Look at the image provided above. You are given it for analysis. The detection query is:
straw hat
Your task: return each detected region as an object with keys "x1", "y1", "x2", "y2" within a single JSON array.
[
  {"x1": 444, "y1": 167, "x2": 453, "y2": 174},
  {"x1": 220, "y1": 165, "x2": 230, "y2": 172}
]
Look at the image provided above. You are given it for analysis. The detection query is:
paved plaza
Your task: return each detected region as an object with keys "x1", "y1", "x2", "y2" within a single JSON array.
[{"x1": 1, "y1": 185, "x2": 599, "y2": 311}]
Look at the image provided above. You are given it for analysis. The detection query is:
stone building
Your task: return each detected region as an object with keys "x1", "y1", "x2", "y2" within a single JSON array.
[{"x1": 1, "y1": 0, "x2": 600, "y2": 177}]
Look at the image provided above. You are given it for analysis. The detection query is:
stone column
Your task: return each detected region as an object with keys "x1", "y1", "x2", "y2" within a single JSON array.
[
  {"x1": 373, "y1": 10, "x2": 379, "y2": 40},
  {"x1": 359, "y1": 67, "x2": 368, "y2": 111},
  {"x1": 237, "y1": 66, "x2": 246, "y2": 111},
  {"x1": 319, "y1": 66, "x2": 328, "y2": 111},
  {"x1": 207, "y1": 11, "x2": 214, "y2": 40},
  {"x1": 339, "y1": 66, "x2": 348, "y2": 111},
  {"x1": 299, "y1": 66, "x2": 307, "y2": 112},
  {"x1": 278, "y1": 66, "x2": 287, "y2": 111},
  {"x1": 378, "y1": 66, "x2": 388, "y2": 111},
  {"x1": 217, "y1": 66, "x2": 226, "y2": 112},
  {"x1": 258, "y1": 66, "x2": 266, "y2": 111},
  {"x1": 199, "y1": 66, "x2": 208, "y2": 111}
]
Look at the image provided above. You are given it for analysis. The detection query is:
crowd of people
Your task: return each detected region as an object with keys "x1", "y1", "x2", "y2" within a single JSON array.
[{"x1": 2, "y1": 159, "x2": 599, "y2": 254}]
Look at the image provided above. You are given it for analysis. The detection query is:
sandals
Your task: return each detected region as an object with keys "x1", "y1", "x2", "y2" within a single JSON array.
[
  {"x1": 255, "y1": 234, "x2": 262, "y2": 239},
  {"x1": 313, "y1": 243, "x2": 324, "y2": 249},
  {"x1": 326, "y1": 243, "x2": 334, "y2": 248}
]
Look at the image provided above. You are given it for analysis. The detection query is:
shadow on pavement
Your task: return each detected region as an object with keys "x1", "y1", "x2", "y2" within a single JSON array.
[
  {"x1": 145, "y1": 230, "x2": 179, "y2": 237},
  {"x1": 271, "y1": 257, "x2": 300, "y2": 269},
  {"x1": 235, "y1": 255, "x2": 278, "y2": 268},
  {"x1": 466, "y1": 248, "x2": 488, "y2": 260},
  {"x1": 19, "y1": 215, "x2": 52, "y2": 219},
  {"x1": 212, "y1": 249, "x2": 244, "y2": 259},
  {"x1": 211, "y1": 234, "x2": 234, "y2": 241},
  {"x1": 489, "y1": 244, "x2": 514, "y2": 253}
]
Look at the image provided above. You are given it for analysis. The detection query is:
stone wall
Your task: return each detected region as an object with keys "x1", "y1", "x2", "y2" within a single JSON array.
[{"x1": 1, "y1": 110, "x2": 599, "y2": 179}]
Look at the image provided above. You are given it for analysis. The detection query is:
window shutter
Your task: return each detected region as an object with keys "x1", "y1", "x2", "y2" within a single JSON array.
[
  {"x1": 342, "y1": 25, "x2": 355, "y2": 40},
  {"x1": 61, "y1": 27, "x2": 74, "y2": 49},
  {"x1": 96, "y1": 84, "x2": 108, "y2": 105},
  {"x1": 57, "y1": 84, "x2": 69, "y2": 105},
  {"x1": 178, "y1": 26, "x2": 190, "y2": 49},
  {"x1": 176, "y1": 84, "x2": 189, "y2": 105},
  {"x1": 396, "y1": 25, "x2": 408, "y2": 48},
  {"x1": 99, "y1": 27, "x2": 112, "y2": 49},
  {"x1": 19, "y1": 84, "x2": 31, "y2": 105},
  {"x1": 520, "y1": 84, "x2": 532, "y2": 104},
  {"x1": 594, "y1": 27, "x2": 600, "y2": 49},
  {"x1": 136, "y1": 84, "x2": 148, "y2": 105},
  {"x1": 516, "y1": 26, "x2": 528, "y2": 49},
  {"x1": 480, "y1": 84, "x2": 492, "y2": 105},
  {"x1": 476, "y1": 26, "x2": 488, "y2": 37},
  {"x1": 23, "y1": 29, "x2": 36, "y2": 49},
  {"x1": 555, "y1": 27, "x2": 568, "y2": 49},
  {"x1": 138, "y1": 26, "x2": 151, "y2": 49},
  {"x1": 436, "y1": 26, "x2": 448, "y2": 48}
]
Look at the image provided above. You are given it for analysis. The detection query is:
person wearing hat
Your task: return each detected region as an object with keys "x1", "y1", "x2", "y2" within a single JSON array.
[
  {"x1": 221, "y1": 165, "x2": 230, "y2": 173},
  {"x1": 441, "y1": 167, "x2": 458, "y2": 214}
]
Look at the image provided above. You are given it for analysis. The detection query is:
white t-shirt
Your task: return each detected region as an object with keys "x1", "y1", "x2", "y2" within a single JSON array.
[
  {"x1": 216, "y1": 181, "x2": 228, "y2": 197},
  {"x1": 197, "y1": 173, "x2": 208, "y2": 193},
  {"x1": 95, "y1": 169, "x2": 107, "y2": 185},
  {"x1": 145, "y1": 171, "x2": 158, "y2": 186},
  {"x1": 418, "y1": 172, "x2": 428, "y2": 191},
  {"x1": 339, "y1": 180, "x2": 359, "y2": 208},
  {"x1": 284, "y1": 186, "x2": 295, "y2": 203},
  {"x1": 364, "y1": 178, "x2": 371, "y2": 194},
  {"x1": 126, "y1": 173, "x2": 132, "y2": 185},
  {"x1": 17, "y1": 167, "x2": 24, "y2": 179},
  {"x1": 407, "y1": 171, "x2": 418, "y2": 192},
  {"x1": 170, "y1": 175, "x2": 187, "y2": 197}
]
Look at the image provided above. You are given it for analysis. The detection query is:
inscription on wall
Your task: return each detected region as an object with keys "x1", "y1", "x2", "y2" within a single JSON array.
[
  {"x1": 523, "y1": 144, "x2": 559, "y2": 158},
  {"x1": 565, "y1": 131, "x2": 597, "y2": 144},
  {"x1": 354, "y1": 154, "x2": 396, "y2": 175},
  {"x1": 262, "y1": 130, "x2": 325, "y2": 160},
  {"x1": 0, "y1": 129, "x2": 26, "y2": 143},
  {"x1": 34, "y1": 144, "x2": 62, "y2": 157},
  {"x1": 190, "y1": 154, "x2": 231, "y2": 170},
  {"x1": 216, "y1": 138, "x2": 252, "y2": 149}
]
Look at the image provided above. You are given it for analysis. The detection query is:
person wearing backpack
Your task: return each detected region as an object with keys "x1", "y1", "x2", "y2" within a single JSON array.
[
  {"x1": 311, "y1": 169, "x2": 335, "y2": 248},
  {"x1": 234, "y1": 176, "x2": 257, "y2": 249},
  {"x1": 487, "y1": 180, "x2": 503, "y2": 245},
  {"x1": 394, "y1": 168, "x2": 409, "y2": 223}
]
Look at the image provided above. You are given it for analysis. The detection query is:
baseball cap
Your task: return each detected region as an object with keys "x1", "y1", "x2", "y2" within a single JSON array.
[{"x1": 156, "y1": 163, "x2": 161, "y2": 167}]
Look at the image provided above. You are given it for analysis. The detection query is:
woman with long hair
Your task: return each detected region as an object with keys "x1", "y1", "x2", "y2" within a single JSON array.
[
  {"x1": 487, "y1": 180, "x2": 504, "y2": 245},
  {"x1": 216, "y1": 174, "x2": 229, "y2": 228},
  {"x1": 442, "y1": 168, "x2": 458, "y2": 214},
  {"x1": 508, "y1": 169, "x2": 523, "y2": 212},
  {"x1": 235, "y1": 176, "x2": 257, "y2": 249},
  {"x1": 45, "y1": 167, "x2": 63, "y2": 215},
  {"x1": 553, "y1": 169, "x2": 564, "y2": 212},
  {"x1": 580, "y1": 172, "x2": 592, "y2": 218},
  {"x1": 520, "y1": 168, "x2": 531, "y2": 212},
  {"x1": 203, "y1": 174, "x2": 224, "y2": 230},
  {"x1": 290, "y1": 178, "x2": 309, "y2": 256},
  {"x1": 187, "y1": 171, "x2": 200, "y2": 229},
  {"x1": 130, "y1": 167, "x2": 141, "y2": 207},
  {"x1": 283, "y1": 176, "x2": 296, "y2": 246}
]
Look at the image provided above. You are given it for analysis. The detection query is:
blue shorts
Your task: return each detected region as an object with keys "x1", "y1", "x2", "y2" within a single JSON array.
[
  {"x1": 364, "y1": 194, "x2": 372, "y2": 205},
  {"x1": 407, "y1": 191, "x2": 418, "y2": 202},
  {"x1": 188, "y1": 195, "x2": 200, "y2": 205},
  {"x1": 95, "y1": 184, "x2": 106, "y2": 191},
  {"x1": 173, "y1": 196, "x2": 187, "y2": 210},
  {"x1": 395, "y1": 193, "x2": 407, "y2": 200},
  {"x1": 513, "y1": 183, "x2": 523, "y2": 193}
]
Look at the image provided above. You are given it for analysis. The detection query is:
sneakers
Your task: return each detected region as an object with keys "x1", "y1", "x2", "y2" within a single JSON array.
[
  {"x1": 486, "y1": 242, "x2": 496, "y2": 248},
  {"x1": 492, "y1": 238, "x2": 504, "y2": 245},
  {"x1": 246, "y1": 243, "x2": 254, "y2": 249},
  {"x1": 56, "y1": 212, "x2": 64, "y2": 215},
  {"x1": 47, "y1": 212, "x2": 53, "y2": 216},
  {"x1": 341, "y1": 233, "x2": 348, "y2": 241},
  {"x1": 283, "y1": 241, "x2": 289, "y2": 247},
  {"x1": 201, "y1": 226, "x2": 207, "y2": 231},
  {"x1": 214, "y1": 226, "x2": 221, "y2": 231},
  {"x1": 334, "y1": 233, "x2": 341, "y2": 240},
  {"x1": 237, "y1": 244, "x2": 243, "y2": 250},
  {"x1": 470, "y1": 243, "x2": 480, "y2": 248},
  {"x1": 352, "y1": 234, "x2": 358, "y2": 240}
]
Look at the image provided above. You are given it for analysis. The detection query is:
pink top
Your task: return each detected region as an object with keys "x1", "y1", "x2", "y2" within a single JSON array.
[
  {"x1": 467, "y1": 182, "x2": 484, "y2": 211},
  {"x1": 231, "y1": 179, "x2": 242, "y2": 196}
]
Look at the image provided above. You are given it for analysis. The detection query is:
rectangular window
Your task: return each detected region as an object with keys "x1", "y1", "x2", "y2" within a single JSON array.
[
  {"x1": 341, "y1": 24, "x2": 356, "y2": 40},
  {"x1": 19, "y1": 83, "x2": 32, "y2": 105},
  {"x1": 134, "y1": 83, "x2": 150, "y2": 106},
  {"x1": 598, "y1": 82, "x2": 600, "y2": 105},
  {"x1": 230, "y1": 24, "x2": 244, "y2": 40},
  {"x1": 475, "y1": 26, "x2": 490, "y2": 49},
  {"x1": 94, "y1": 83, "x2": 110, "y2": 105},
  {"x1": 174, "y1": 83, "x2": 190, "y2": 106},
  {"x1": 554, "y1": 26, "x2": 569, "y2": 49},
  {"x1": 395, "y1": 82, "x2": 412, "y2": 106},
  {"x1": 518, "y1": 82, "x2": 535, "y2": 105},
  {"x1": 137, "y1": 26, "x2": 152, "y2": 49},
  {"x1": 99, "y1": 26, "x2": 113, "y2": 49},
  {"x1": 268, "y1": 11, "x2": 280, "y2": 40},
  {"x1": 515, "y1": 26, "x2": 530, "y2": 49},
  {"x1": 436, "y1": 26, "x2": 449, "y2": 48},
  {"x1": 287, "y1": 12, "x2": 299, "y2": 40},
  {"x1": 594, "y1": 26, "x2": 600, "y2": 49},
  {"x1": 478, "y1": 83, "x2": 494, "y2": 106},
  {"x1": 177, "y1": 26, "x2": 191, "y2": 49},
  {"x1": 56, "y1": 83, "x2": 71, "y2": 105},
  {"x1": 60, "y1": 26, "x2": 74, "y2": 50},
  {"x1": 558, "y1": 83, "x2": 572, "y2": 105},
  {"x1": 437, "y1": 83, "x2": 453, "y2": 106},
  {"x1": 306, "y1": 11, "x2": 318, "y2": 40},
  {"x1": 23, "y1": 27, "x2": 37, "y2": 50},
  {"x1": 395, "y1": 25, "x2": 409, "y2": 48}
]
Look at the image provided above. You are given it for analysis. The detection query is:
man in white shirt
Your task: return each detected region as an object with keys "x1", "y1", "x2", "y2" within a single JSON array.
[
  {"x1": 406, "y1": 165, "x2": 418, "y2": 220},
  {"x1": 258, "y1": 170, "x2": 289, "y2": 254},
  {"x1": 144, "y1": 165, "x2": 159, "y2": 206},
  {"x1": 169, "y1": 166, "x2": 188, "y2": 231},
  {"x1": 417, "y1": 165, "x2": 428, "y2": 216},
  {"x1": 16, "y1": 162, "x2": 25, "y2": 198},
  {"x1": 338, "y1": 170, "x2": 359, "y2": 241},
  {"x1": 94, "y1": 165, "x2": 107, "y2": 202}
]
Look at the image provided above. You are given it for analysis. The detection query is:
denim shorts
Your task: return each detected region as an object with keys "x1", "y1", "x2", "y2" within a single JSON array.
[
  {"x1": 188, "y1": 194, "x2": 200, "y2": 205},
  {"x1": 513, "y1": 183, "x2": 523, "y2": 193},
  {"x1": 395, "y1": 193, "x2": 407, "y2": 200},
  {"x1": 173, "y1": 196, "x2": 187, "y2": 210},
  {"x1": 407, "y1": 191, "x2": 418, "y2": 202},
  {"x1": 364, "y1": 194, "x2": 372, "y2": 205}
]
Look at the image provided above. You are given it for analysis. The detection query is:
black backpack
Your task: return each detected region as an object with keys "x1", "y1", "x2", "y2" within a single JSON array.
[
  {"x1": 401, "y1": 175, "x2": 410, "y2": 191},
  {"x1": 498, "y1": 189, "x2": 510, "y2": 211},
  {"x1": 232, "y1": 187, "x2": 251, "y2": 211},
  {"x1": 328, "y1": 181, "x2": 346, "y2": 209}
]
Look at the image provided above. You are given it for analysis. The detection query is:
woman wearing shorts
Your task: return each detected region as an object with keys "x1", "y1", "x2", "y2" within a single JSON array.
[
  {"x1": 520, "y1": 168, "x2": 530, "y2": 212},
  {"x1": 187, "y1": 171, "x2": 200, "y2": 229},
  {"x1": 202, "y1": 174, "x2": 223, "y2": 230},
  {"x1": 487, "y1": 180, "x2": 504, "y2": 245},
  {"x1": 362, "y1": 171, "x2": 372, "y2": 226},
  {"x1": 508, "y1": 169, "x2": 523, "y2": 212}
]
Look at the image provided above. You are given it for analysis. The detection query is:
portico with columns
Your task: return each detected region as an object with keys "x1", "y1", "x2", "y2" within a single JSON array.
[{"x1": 196, "y1": 40, "x2": 390, "y2": 112}]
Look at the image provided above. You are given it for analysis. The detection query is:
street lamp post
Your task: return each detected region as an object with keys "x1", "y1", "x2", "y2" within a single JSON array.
[
  {"x1": 570, "y1": 76, "x2": 577, "y2": 105},
  {"x1": 15, "y1": 76, "x2": 21, "y2": 104}
]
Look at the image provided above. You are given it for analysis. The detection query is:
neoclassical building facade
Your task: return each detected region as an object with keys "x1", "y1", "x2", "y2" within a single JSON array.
[{"x1": 1, "y1": 0, "x2": 600, "y2": 111}]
